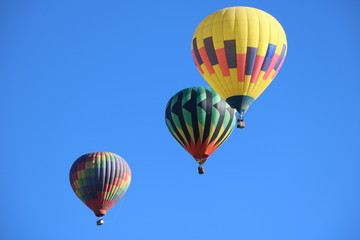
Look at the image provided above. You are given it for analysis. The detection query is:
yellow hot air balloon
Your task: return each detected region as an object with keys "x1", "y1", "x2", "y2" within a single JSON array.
[{"x1": 192, "y1": 6, "x2": 287, "y2": 128}]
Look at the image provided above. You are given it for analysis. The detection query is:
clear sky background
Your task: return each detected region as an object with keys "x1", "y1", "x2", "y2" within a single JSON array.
[{"x1": 1, "y1": 0, "x2": 360, "y2": 239}]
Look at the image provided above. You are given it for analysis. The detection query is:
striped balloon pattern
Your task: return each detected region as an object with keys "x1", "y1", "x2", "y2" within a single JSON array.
[
  {"x1": 165, "y1": 86, "x2": 236, "y2": 164},
  {"x1": 69, "y1": 152, "x2": 131, "y2": 217},
  {"x1": 192, "y1": 7, "x2": 287, "y2": 115}
]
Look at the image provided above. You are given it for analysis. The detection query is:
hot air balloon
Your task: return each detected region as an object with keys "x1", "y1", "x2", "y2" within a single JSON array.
[
  {"x1": 165, "y1": 86, "x2": 236, "y2": 174},
  {"x1": 69, "y1": 152, "x2": 131, "y2": 225},
  {"x1": 192, "y1": 6, "x2": 287, "y2": 128}
]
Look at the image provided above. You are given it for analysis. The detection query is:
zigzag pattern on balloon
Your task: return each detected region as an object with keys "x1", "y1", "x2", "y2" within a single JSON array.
[{"x1": 165, "y1": 86, "x2": 235, "y2": 163}]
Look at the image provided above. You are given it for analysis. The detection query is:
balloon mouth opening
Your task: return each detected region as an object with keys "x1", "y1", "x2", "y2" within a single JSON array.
[
  {"x1": 194, "y1": 154, "x2": 208, "y2": 164},
  {"x1": 226, "y1": 95, "x2": 255, "y2": 114},
  {"x1": 195, "y1": 158, "x2": 207, "y2": 164},
  {"x1": 94, "y1": 209, "x2": 107, "y2": 217}
]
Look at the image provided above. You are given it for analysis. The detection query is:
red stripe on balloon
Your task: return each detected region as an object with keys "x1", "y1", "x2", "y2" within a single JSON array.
[
  {"x1": 237, "y1": 54, "x2": 246, "y2": 82},
  {"x1": 272, "y1": 55, "x2": 286, "y2": 79},
  {"x1": 198, "y1": 47, "x2": 215, "y2": 74},
  {"x1": 250, "y1": 55, "x2": 265, "y2": 83},
  {"x1": 123, "y1": 173, "x2": 130, "y2": 181},
  {"x1": 113, "y1": 177, "x2": 121, "y2": 186},
  {"x1": 72, "y1": 172, "x2": 78, "y2": 181},
  {"x1": 192, "y1": 50, "x2": 205, "y2": 74},
  {"x1": 263, "y1": 54, "x2": 279, "y2": 80},
  {"x1": 78, "y1": 162, "x2": 85, "y2": 171},
  {"x1": 215, "y1": 48, "x2": 230, "y2": 76}
]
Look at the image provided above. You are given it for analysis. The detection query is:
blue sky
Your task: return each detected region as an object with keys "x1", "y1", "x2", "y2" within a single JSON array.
[{"x1": 1, "y1": 0, "x2": 360, "y2": 239}]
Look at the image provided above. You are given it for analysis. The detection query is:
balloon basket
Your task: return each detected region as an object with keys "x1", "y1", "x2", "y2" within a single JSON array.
[
  {"x1": 96, "y1": 218, "x2": 104, "y2": 226},
  {"x1": 237, "y1": 120, "x2": 245, "y2": 129},
  {"x1": 198, "y1": 165, "x2": 205, "y2": 174}
]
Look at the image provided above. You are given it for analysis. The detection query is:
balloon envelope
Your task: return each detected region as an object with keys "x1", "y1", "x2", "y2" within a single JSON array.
[
  {"x1": 192, "y1": 6, "x2": 287, "y2": 115},
  {"x1": 165, "y1": 86, "x2": 236, "y2": 166},
  {"x1": 69, "y1": 152, "x2": 131, "y2": 217}
]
